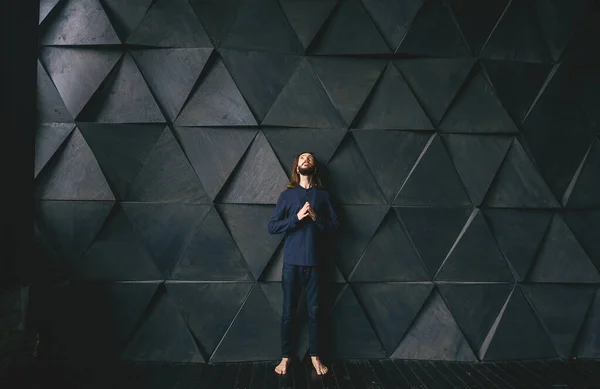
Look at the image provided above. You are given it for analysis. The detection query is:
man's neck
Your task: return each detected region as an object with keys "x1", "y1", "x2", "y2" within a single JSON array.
[{"x1": 299, "y1": 175, "x2": 312, "y2": 189}]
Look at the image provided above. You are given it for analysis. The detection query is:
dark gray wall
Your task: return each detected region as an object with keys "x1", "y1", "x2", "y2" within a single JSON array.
[{"x1": 33, "y1": 0, "x2": 600, "y2": 364}]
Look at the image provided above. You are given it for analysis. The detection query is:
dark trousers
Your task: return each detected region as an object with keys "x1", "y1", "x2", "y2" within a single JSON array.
[{"x1": 281, "y1": 263, "x2": 320, "y2": 358}]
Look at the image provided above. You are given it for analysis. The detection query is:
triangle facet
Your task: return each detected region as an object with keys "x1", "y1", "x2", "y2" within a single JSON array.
[
  {"x1": 37, "y1": 60, "x2": 73, "y2": 123},
  {"x1": 528, "y1": 214, "x2": 600, "y2": 283},
  {"x1": 392, "y1": 289, "x2": 477, "y2": 361},
  {"x1": 39, "y1": 47, "x2": 122, "y2": 118},
  {"x1": 262, "y1": 58, "x2": 345, "y2": 129},
  {"x1": 174, "y1": 127, "x2": 257, "y2": 200},
  {"x1": 120, "y1": 290, "x2": 204, "y2": 362},
  {"x1": 220, "y1": 49, "x2": 301, "y2": 122},
  {"x1": 34, "y1": 122, "x2": 75, "y2": 178},
  {"x1": 311, "y1": 0, "x2": 389, "y2": 54},
  {"x1": 394, "y1": 135, "x2": 471, "y2": 206},
  {"x1": 218, "y1": 132, "x2": 288, "y2": 204},
  {"x1": 131, "y1": 48, "x2": 212, "y2": 122},
  {"x1": 171, "y1": 207, "x2": 253, "y2": 281},
  {"x1": 435, "y1": 210, "x2": 514, "y2": 282},
  {"x1": 78, "y1": 123, "x2": 164, "y2": 200},
  {"x1": 309, "y1": 57, "x2": 386, "y2": 126},
  {"x1": 439, "y1": 70, "x2": 519, "y2": 133},
  {"x1": 126, "y1": 128, "x2": 210, "y2": 203},
  {"x1": 175, "y1": 57, "x2": 257, "y2": 126},
  {"x1": 77, "y1": 53, "x2": 165, "y2": 123},
  {"x1": 126, "y1": 0, "x2": 212, "y2": 48},
  {"x1": 40, "y1": 0, "x2": 120, "y2": 45},
  {"x1": 36, "y1": 128, "x2": 115, "y2": 201},
  {"x1": 356, "y1": 63, "x2": 433, "y2": 130}
]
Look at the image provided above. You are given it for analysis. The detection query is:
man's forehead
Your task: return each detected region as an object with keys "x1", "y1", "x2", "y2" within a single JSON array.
[{"x1": 299, "y1": 153, "x2": 313, "y2": 158}]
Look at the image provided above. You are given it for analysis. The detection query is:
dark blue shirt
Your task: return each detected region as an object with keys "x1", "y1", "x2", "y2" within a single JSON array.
[{"x1": 267, "y1": 186, "x2": 339, "y2": 266}]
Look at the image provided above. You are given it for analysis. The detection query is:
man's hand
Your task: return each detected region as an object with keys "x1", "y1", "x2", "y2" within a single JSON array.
[
  {"x1": 297, "y1": 202, "x2": 310, "y2": 220},
  {"x1": 307, "y1": 204, "x2": 317, "y2": 221}
]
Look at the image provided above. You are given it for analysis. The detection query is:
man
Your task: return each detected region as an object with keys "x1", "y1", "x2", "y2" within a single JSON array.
[{"x1": 267, "y1": 152, "x2": 339, "y2": 376}]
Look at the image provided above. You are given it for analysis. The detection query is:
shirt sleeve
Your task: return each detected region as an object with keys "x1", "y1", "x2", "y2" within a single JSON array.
[
  {"x1": 314, "y1": 190, "x2": 340, "y2": 232},
  {"x1": 267, "y1": 191, "x2": 298, "y2": 234}
]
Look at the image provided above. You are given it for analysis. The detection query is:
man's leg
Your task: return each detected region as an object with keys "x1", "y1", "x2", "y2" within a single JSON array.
[
  {"x1": 305, "y1": 266, "x2": 328, "y2": 375},
  {"x1": 276, "y1": 263, "x2": 301, "y2": 375}
]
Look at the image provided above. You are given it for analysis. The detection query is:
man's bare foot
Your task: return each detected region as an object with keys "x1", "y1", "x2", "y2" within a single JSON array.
[
  {"x1": 311, "y1": 356, "x2": 328, "y2": 375},
  {"x1": 275, "y1": 357, "x2": 290, "y2": 375}
]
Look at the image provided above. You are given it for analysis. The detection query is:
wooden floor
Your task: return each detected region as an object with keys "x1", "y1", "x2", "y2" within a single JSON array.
[{"x1": 4, "y1": 358, "x2": 600, "y2": 388}]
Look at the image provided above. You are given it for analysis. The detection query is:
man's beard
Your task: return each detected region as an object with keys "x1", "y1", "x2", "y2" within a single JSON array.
[{"x1": 298, "y1": 165, "x2": 315, "y2": 176}]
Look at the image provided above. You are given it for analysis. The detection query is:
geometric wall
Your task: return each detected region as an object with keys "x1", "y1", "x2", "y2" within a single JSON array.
[{"x1": 33, "y1": 0, "x2": 600, "y2": 363}]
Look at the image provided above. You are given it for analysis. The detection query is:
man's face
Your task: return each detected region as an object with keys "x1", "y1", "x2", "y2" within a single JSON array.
[{"x1": 297, "y1": 153, "x2": 315, "y2": 175}]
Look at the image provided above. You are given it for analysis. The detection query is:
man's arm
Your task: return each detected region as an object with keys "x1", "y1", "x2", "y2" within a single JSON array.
[
  {"x1": 314, "y1": 191, "x2": 340, "y2": 232},
  {"x1": 268, "y1": 192, "x2": 298, "y2": 234}
]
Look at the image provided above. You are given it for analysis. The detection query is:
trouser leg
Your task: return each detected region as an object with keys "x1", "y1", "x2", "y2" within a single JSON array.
[
  {"x1": 304, "y1": 266, "x2": 321, "y2": 356},
  {"x1": 281, "y1": 264, "x2": 301, "y2": 358}
]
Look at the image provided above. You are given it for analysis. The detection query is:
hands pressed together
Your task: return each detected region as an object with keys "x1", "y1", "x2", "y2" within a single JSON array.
[{"x1": 297, "y1": 201, "x2": 317, "y2": 222}]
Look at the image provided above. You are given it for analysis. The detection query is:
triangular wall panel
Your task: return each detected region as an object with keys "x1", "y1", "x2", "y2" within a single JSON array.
[
  {"x1": 480, "y1": 0, "x2": 552, "y2": 62},
  {"x1": 397, "y1": 0, "x2": 470, "y2": 57},
  {"x1": 40, "y1": 0, "x2": 121, "y2": 45},
  {"x1": 217, "y1": 205, "x2": 284, "y2": 281},
  {"x1": 221, "y1": 50, "x2": 301, "y2": 122},
  {"x1": 120, "y1": 288, "x2": 204, "y2": 363},
  {"x1": 392, "y1": 289, "x2": 477, "y2": 361},
  {"x1": 482, "y1": 285, "x2": 558, "y2": 360},
  {"x1": 39, "y1": 47, "x2": 122, "y2": 120},
  {"x1": 35, "y1": 128, "x2": 115, "y2": 201},
  {"x1": 175, "y1": 56, "x2": 257, "y2": 126},
  {"x1": 354, "y1": 130, "x2": 431, "y2": 204},
  {"x1": 438, "y1": 67, "x2": 519, "y2": 134},
  {"x1": 36, "y1": 200, "x2": 115, "y2": 274},
  {"x1": 262, "y1": 58, "x2": 346, "y2": 129},
  {"x1": 174, "y1": 127, "x2": 257, "y2": 201},
  {"x1": 394, "y1": 135, "x2": 471, "y2": 207},
  {"x1": 328, "y1": 285, "x2": 387, "y2": 358},
  {"x1": 310, "y1": 0, "x2": 389, "y2": 54},
  {"x1": 438, "y1": 283, "x2": 513, "y2": 359},
  {"x1": 435, "y1": 210, "x2": 514, "y2": 282},
  {"x1": 131, "y1": 48, "x2": 212, "y2": 122},
  {"x1": 395, "y1": 58, "x2": 474, "y2": 125},
  {"x1": 166, "y1": 282, "x2": 253, "y2": 360},
  {"x1": 361, "y1": 0, "x2": 423, "y2": 51},
  {"x1": 352, "y1": 282, "x2": 433, "y2": 356},
  {"x1": 36, "y1": 60, "x2": 73, "y2": 123},
  {"x1": 76, "y1": 205, "x2": 163, "y2": 281},
  {"x1": 264, "y1": 128, "x2": 345, "y2": 174},
  {"x1": 220, "y1": 0, "x2": 303, "y2": 53},
  {"x1": 442, "y1": 134, "x2": 512, "y2": 206},
  {"x1": 447, "y1": 0, "x2": 509, "y2": 55},
  {"x1": 279, "y1": 0, "x2": 338, "y2": 50},
  {"x1": 100, "y1": 0, "x2": 153, "y2": 42},
  {"x1": 34, "y1": 123, "x2": 75, "y2": 178},
  {"x1": 126, "y1": 127, "x2": 210, "y2": 203},
  {"x1": 527, "y1": 214, "x2": 600, "y2": 283},
  {"x1": 320, "y1": 133, "x2": 386, "y2": 205},
  {"x1": 122, "y1": 203, "x2": 211, "y2": 278},
  {"x1": 210, "y1": 285, "x2": 281, "y2": 362},
  {"x1": 356, "y1": 63, "x2": 433, "y2": 130},
  {"x1": 126, "y1": 0, "x2": 212, "y2": 48},
  {"x1": 77, "y1": 53, "x2": 166, "y2": 123},
  {"x1": 484, "y1": 209, "x2": 553, "y2": 281},
  {"x1": 78, "y1": 123, "x2": 164, "y2": 200},
  {"x1": 522, "y1": 284, "x2": 597, "y2": 358},
  {"x1": 170, "y1": 207, "x2": 254, "y2": 281},
  {"x1": 484, "y1": 139, "x2": 560, "y2": 208},
  {"x1": 218, "y1": 132, "x2": 289, "y2": 204},
  {"x1": 396, "y1": 207, "x2": 472, "y2": 278},
  {"x1": 351, "y1": 210, "x2": 429, "y2": 282}
]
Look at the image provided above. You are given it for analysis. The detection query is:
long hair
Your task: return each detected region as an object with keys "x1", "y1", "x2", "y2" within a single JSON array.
[{"x1": 286, "y1": 152, "x2": 324, "y2": 189}]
